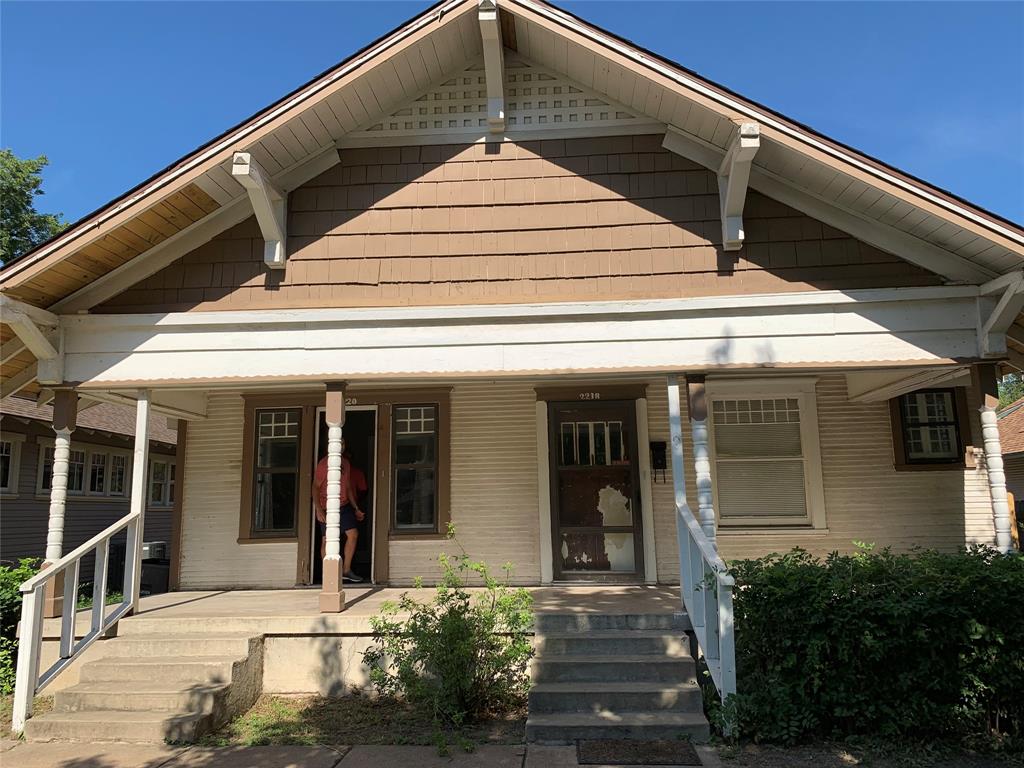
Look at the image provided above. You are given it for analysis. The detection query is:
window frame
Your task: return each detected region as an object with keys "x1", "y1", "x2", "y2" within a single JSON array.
[
  {"x1": 0, "y1": 434, "x2": 26, "y2": 497},
  {"x1": 248, "y1": 407, "x2": 303, "y2": 539},
  {"x1": 148, "y1": 457, "x2": 175, "y2": 509},
  {"x1": 889, "y1": 387, "x2": 970, "y2": 471},
  {"x1": 35, "y1": 438, "x2": 134, "y2": 500},
  {"x1": 391, "y1": 403, "x2": 441, "y2": 533},
  {"x1": 706, "y1": 377, "x2": 827, "y2": 530}
]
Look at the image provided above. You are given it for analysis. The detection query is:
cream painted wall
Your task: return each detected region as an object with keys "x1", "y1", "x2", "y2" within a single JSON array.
[{"x1": 177, "y1": 377, "x2": 997, "y2": 589}]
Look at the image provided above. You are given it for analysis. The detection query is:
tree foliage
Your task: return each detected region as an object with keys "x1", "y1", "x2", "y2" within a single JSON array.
[
  {"x1": 999, "y1": 373, "x2": 1024, "y2": 410},
  {"x1": 1, "y1": 149, "x2": 66, "y2": 264}
]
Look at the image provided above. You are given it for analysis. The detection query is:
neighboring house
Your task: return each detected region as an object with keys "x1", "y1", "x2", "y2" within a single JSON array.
[
  {"x1": 4, "y1": 0, "x2": 1023, "y2": 744},
  {"x1": 0, "y1": 397, "x2": 178, "y2": 567},
  {"x1": 998, "y1": 396, "x2": 1024, "y2": 546}
]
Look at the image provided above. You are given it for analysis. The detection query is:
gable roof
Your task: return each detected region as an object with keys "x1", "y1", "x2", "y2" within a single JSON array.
[
  {"x1": 1, "y1": 0, "x2": 1022, "y2": 395},
  {"x1": 1, "y1": 396, "x2": 177, "y2": 445},
  {"x1": 999, "y1": 397, "x2": 1024, "y2": 456}
]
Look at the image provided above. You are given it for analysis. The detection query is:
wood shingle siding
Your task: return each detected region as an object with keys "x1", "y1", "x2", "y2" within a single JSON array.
[{"x1": 97, "y1": 135, "x2": 939, "y2": 313}]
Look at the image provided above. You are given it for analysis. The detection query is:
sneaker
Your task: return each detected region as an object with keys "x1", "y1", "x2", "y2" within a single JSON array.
[{"x1": 343, "y1": 571, "x2": 363, "y2": 583}]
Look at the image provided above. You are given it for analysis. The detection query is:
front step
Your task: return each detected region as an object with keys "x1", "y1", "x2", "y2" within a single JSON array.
[
  {"x1": 527, "y1": 612, "x2": 709, "y2": 744},
  {"x1": 22, "y1": 709, "x2": 211, "y2": 743},
  {"x1": 528, "y1": 681, "x2": 702, "y2": 713},
  {"x1": 526, "y1": 711, "x2": 710, "y2": 742},
  {"x1": 24, "y1": 631, "x2": 263, "y2": 743},
  {"x1": 532, "y1": 655, "x2": 695, "y2": 684}
]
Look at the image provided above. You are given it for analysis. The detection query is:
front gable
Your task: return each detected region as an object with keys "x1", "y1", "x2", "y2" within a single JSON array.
[{"x1": 96, "y1": 134, "x2": 939, "y2": 313}]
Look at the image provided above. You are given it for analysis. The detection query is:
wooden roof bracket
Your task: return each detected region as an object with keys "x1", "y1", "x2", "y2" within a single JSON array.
[
  {"x1": 478, "y1": 0, "x2": 505, "y2": 134},
  {"x1": 717, "y1": 122, "x2": 760, "y2": 251},
  {"x1": 979, "y1": 270, "x2": 1024, "y2": 357},
  {"x1": 232, "y1": 151, "x2": 287, "y2": 269},
  {"x1": 0, "y1": 294, "x2": 62, "y2": 385}
]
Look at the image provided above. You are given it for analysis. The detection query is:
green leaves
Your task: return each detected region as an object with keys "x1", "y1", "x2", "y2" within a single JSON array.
[
  {"x1": 0, "y1": 150, "x2": 66, "y2": 264},
  {"x1": 363, "y1": 529, "x2": 534, "y2": 739},
  {"x1": 725, "y1": 546, "x2": 1024, "y2": 745}
]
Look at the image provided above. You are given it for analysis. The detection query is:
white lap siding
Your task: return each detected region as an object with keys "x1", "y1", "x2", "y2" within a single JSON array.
[
  {"x1": 387, "y1": 382, "x2": 541, "y2": 586},
  {"x1": 178, "y1": 393, "x2": 297, "y2": 589},
  {"x1": 646, "y1": 374, "x2": 996, "y2": 581}
]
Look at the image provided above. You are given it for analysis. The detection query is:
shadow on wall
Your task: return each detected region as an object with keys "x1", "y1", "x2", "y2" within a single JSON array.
[{"x1": 314, "y1": 586, "x2": 384, "y2": 697}]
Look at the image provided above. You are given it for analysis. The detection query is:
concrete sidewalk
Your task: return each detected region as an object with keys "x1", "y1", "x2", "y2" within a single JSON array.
[{"x1": 0, "y1": 742, "x2": 721, "y2": 767}]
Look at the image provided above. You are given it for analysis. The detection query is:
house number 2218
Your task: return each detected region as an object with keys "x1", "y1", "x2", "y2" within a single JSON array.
[{"x1": 578, "y1": 392, "x2": 601, "y2": 400}]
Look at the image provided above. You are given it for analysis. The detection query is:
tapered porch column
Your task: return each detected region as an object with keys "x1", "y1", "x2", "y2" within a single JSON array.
[
  {"x1": 42, "y1": 390, "x2": 78, "y2": 618},
  {"x1": 320, "y1": 383, "x2": 346, "y2": 613},
  {"x1": 686, "y1": 375, "x2": 718, "y2": 546},
  {"x1": 973, "y1": 364, "x2": 1015, "y2": 553},
  {"x1": 128, "y1": 391, "x2": 151, "y2": 612}
]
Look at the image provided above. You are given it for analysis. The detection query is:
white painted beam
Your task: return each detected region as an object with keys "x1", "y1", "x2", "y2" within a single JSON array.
[
  {"x1": 478, "y1": 0, "x2": 505, "y2": 134},
  {"x1": 0, "y1": 295, "x2": 58, "y2": 327},
  {"x1": 979, "y1": 272, "x2": 1024, "y2": 357},
  {"x1": 231, "y1": 151, "x2": 287, "y2": 269},
  {"x1": 717, "y1": 123, "x2": 760, "y2": 251},
  {"x1": 80, "y1": 389, "x2": 208, "y2": 421},
  {"x1": 4, "y1": 312, "x2": 57, "y2": 361},
  {"x1": 660, "y1": 125, "x2": 996, "y2": 284},
  {"x1": 846, "y1": 367, "x2": 968, "y2": 403}
]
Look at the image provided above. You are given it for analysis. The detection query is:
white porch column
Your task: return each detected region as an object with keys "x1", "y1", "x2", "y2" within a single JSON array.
[
  {"x1": 686, "y1": 375, "x2": 718, "y2": 546},
  {"x1": 666, "y1": 375, "x2": 691, "y2": 515},
  {"x1": 973, "y1": 364, "x2": 1014, "y2": 553},
  {"x1": 128, "y1": 391, "x2": 151, "y2": 612},
  {"x1": 320, "y1": 382, "x2": 347, "y2": 613},
  {"x1": 42, "y1": 390, "x2": 77, "y2": 618}
]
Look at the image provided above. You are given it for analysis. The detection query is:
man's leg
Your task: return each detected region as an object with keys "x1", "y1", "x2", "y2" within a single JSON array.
[{"x1": 343, "y1": 528, "x2": 358, "y2": 575}]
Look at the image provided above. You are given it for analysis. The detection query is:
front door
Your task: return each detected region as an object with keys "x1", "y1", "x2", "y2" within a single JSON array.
[{"x1": 548, "y1": 401, "x2": 644, "y2": 581}]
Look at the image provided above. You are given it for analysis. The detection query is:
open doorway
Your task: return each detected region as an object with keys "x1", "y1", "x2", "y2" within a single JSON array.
[{"x1": 311, "y1": 406, "x2": 376, "y2": 584}]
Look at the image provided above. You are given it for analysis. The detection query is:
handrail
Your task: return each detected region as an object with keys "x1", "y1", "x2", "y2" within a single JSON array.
[
  {"x1": 676, "y1": 501, "x2": 736, "y2": 703},
  {"x1": 11, "y1": 510, "x2": 142, "y2": 734}
]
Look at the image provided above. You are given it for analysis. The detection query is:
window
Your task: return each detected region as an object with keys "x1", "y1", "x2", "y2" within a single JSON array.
[
  {"x1": 393, "y1": 405, "x2": 439, "y2": 531},
  {"x1": 149, "y1": 459, "x2": 172, "y2": 507},
  {"x1": 251, "y1": 409, "x2": 301, "y2": 535},
  {"x1": 559, "y1": 420, "x2": 627, "y2": 466},
  {"x1": 891, "y1": 388, "x2": 967, "y2": 468},
  {"x1": 37, "y1": 442, "x2": 133, "y2": 498},
  {"x1": 708, "y1": 379, "x2": 826, "y2": 528},
  {"x1": 0, "y1": 436, "x2": 24, "y2": 495},
  {"x1": 89, "y1": 453, "x2": 107, "y2": 494}
]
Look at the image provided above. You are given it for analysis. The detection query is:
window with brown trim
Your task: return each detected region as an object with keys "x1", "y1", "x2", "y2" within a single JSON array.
[
  {"x1": 251, "y1": 408, "x2": 302, "y2": 536},
  {"x1": 392, "y1": 404, "x2": 439, "y2": 532},
  {"x1": 890, "y1": 388, "x2": 969, "y2": 470}
]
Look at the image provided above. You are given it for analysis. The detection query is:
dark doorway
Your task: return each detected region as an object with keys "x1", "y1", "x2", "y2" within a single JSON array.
[
  {"x1": 312, "y1": 408, "x2": 376, "y2": 584},
  {"x1": 547, "y1": 401, "x2": 644, "y2": 581}
]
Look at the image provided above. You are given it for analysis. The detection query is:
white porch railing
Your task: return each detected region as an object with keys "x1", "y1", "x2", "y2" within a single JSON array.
[
  {"x1": 11, "y1": 510, "x2": 142, "y2": 734},
  {"x1": 676, "y1": 501, "x2": 736, "y2": 700}
]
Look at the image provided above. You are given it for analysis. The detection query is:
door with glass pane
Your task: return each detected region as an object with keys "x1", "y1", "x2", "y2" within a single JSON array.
[{"x1": 548, "y1": 401, "x2": 644, "y2": 581}]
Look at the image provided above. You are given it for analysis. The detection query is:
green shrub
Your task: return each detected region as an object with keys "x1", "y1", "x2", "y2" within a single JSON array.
[
  {"x1": 363, "y1": 525, "x2": 534, "y2": 731},
  {"x1": 727, "y1": 545, "x2": 1024, "y2": 745},
  {"x1": 0, "y1": 558, "x2": 39, "y2": 694}
]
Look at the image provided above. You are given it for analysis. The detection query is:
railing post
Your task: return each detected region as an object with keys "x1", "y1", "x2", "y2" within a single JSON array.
[
  {"x1": 718, "y1": 575, "x2": 737, "y2": 700},
  {"x1": 128, "y1": 391, "x2": 151, "y2": 613},
  {"x1": 11, "y1": 584, "x2": 45, "y2": 734},
  {"x1": 59, "y1": 560, "x2": 79, "y2": 658},
  {"x1": 91, "y1": 539, "x2": 110, "y2": 634}
]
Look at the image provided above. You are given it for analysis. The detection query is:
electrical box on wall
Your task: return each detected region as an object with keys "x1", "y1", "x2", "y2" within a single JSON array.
[{"x1": 650, "y1": 441, "x2": 667, "y2": 483}]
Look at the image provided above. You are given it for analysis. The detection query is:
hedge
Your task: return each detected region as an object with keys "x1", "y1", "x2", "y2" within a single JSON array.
[{"x1": 726, "y1": 545, "x2": 1024, "y2": 745}]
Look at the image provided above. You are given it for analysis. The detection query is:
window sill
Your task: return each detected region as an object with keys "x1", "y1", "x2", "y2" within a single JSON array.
[
  {"x1": 893, "y1": 462, "x2": 966, "y2": 472},
  {"x1": 34, "y1": 494, "x2": 130, "y2": 503},
  {"x1": 718, "y1": 526, "x2": 830, "y2": 537},
  {"x1": 237, "y1": 536, "x2": 298, "y2": 545},
  {"x1": 388, "y1": 532, "x2": 448, "y2": 541},
  {"x1": 1, "y1": 492, "x2": 18, "y2": 499}
]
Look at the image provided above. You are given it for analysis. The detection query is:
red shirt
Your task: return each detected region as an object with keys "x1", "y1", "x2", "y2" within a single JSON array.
[{"x1": 315, "y1": 455, "x2": 351, "y2": 511}]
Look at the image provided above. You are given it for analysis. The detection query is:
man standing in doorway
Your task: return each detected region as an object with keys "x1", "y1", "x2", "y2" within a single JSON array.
[{"x1": 313, "y1": 439, "x2": 365, "y2": 583}]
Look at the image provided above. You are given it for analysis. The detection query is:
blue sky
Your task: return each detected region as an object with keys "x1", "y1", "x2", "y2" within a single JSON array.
[{"x1": 2, "y1": 1, "x2": 1022, "y2": 224}]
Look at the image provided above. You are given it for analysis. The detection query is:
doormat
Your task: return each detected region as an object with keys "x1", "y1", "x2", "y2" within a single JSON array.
[{"x1": 577, "y1": 738, "x2": 702, "y2": 765}]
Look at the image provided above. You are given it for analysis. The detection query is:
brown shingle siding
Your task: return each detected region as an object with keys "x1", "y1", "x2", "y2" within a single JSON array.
[{"x1": 97, "y1": 134, "x2": 941, "y2": 313}]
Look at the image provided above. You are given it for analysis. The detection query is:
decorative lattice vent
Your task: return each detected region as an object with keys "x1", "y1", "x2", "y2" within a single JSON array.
[{"x1": 353, "y1": 53, "x2": 650, "y2": 137}]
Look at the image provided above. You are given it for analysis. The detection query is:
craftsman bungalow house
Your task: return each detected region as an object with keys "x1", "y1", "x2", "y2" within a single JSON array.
[{"x1": 3, "y1": 0, "x2": 1022, "y2": 743}]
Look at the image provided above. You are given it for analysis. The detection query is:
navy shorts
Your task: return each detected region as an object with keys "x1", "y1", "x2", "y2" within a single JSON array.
[{"x1": 319, "y1": 504, "x2": 358, "y2": 534}]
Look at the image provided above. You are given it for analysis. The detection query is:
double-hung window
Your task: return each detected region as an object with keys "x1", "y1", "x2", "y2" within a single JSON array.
[
  {"x1": 392, "y1": 405, "x2": 439, "y2": 531},
  {"x1": 36, "y1": 441, "x2": 141, "y2": 499},
  {"x1": 250, "y1": 409, "x2": 301, "y2": 536},
  {"x1": 0, "y1": 435, "x2": 24, "y2": 495},
  {"x1": 891, "y1": 389, "x2": 966, "y2": 468},
  {"x1": 707, "y1": 378, "x2": 826, "y2": 529}
]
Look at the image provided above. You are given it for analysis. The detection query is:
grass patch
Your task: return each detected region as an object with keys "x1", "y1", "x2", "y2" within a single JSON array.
[
  {"x1": 197, "y1": 692, "x2": 526, "y2": 747},
  {"x1": 0, "y1": 694, "x2": 53, "y2": 738}
]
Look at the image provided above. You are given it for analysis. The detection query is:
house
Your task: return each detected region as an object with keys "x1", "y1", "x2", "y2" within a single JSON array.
[
  {"x1": 0, "y1": 397, "x2": 178, "y2": 586},
  {"x1": 3, "y1": 0, "x2": 1022, "y2": 744}
]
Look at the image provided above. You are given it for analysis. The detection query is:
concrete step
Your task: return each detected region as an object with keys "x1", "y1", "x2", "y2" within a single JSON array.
[
  {"x1": 535, "y1": 630, "x2": 689, "y2": 657},
  {"x1": 79, "y1": 656, "x2": 244, "y2": 684},
  {"x1": 55, "y1": 681, "x2": 231, "y2": 714},
  {"x1": 528, "y1": 681, "x2": 703, "y2": 713},
  {"x1": 533, "y1": 612, "x2": 690, "y2": 634},
  {"x1": 525, "y1": 711, "x2": 710, "y2": 743},
  {"x1": 23, "y1": 709, "x2": 211, "y2": 743},
  {"x1": 531, "y1": 655, "x2": 695, "y2": 684},
  {"x1": 97, "y1": 634, "x2": 255, "y2": 658}
]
